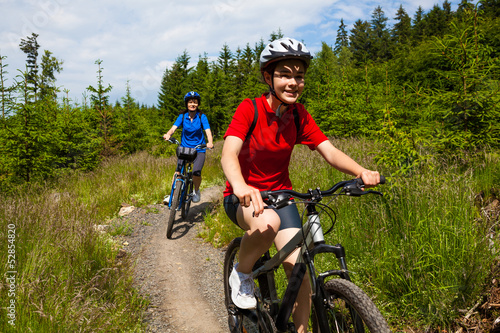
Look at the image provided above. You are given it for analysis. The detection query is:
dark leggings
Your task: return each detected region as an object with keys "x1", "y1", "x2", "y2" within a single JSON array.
[
  {"x1": 223, "y1": 194, "x2": 302, "y2": 230},
  {"x1": 176, "y1": 152, "x2": 205, "y2": 176}
]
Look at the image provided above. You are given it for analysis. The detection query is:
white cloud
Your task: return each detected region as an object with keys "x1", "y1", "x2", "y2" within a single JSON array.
[{"x1": 0, "y1": 0, "x2": 466, "y2": 106}]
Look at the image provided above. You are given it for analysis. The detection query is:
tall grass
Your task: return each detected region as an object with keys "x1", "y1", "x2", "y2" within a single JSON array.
[
  {"x1": 203, "y1": 138, "x2": 500, "y2": 330},
  {"x1": 0, "y1": 143, "x2": 225, "y2": 332},
  {"x1": 2, "y1": 137, "x2": 495, "y2": 331},
  {"x1": 0, "y1": 185, "x2": 147, "y2": 332}
]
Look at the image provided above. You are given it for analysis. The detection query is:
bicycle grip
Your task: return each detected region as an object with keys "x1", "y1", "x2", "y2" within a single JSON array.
[{"x1": 356, "y1": 175, "x2": 386, "y2": 185}]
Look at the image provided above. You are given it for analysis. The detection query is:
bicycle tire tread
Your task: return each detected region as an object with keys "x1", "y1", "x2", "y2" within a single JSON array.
[
  {"x1": 166, "y1": 180, "x2": 182, "y2": 238},
  {"x1": 321, "y1": 279, "x2": 390, "y2": 332}
]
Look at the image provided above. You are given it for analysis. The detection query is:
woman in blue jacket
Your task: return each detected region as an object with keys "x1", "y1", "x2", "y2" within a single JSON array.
[{"x1": 163, "y1": 91, "x2": 213, "y2": 203}]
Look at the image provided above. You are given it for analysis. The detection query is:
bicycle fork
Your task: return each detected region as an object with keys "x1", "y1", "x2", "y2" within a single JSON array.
[
  {"x1": 308, "y1": 241, "x2": 354, "y2": 333},
  {"x1": 168, "y1": 176, "x2": 185, "y2": 210}
]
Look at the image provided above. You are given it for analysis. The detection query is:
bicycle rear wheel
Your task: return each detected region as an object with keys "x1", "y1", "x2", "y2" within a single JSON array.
[
  {"x1": 166, "y1": 179, "x2": 182, "y2": 239},
  {"x1": 312, "y1": 279, "x2": 390, "y2": 333}
]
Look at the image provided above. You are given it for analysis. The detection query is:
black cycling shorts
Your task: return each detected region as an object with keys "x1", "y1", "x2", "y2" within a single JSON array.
[{"x1": 223, "y1": 194, "x2": 302, "y2": 230}]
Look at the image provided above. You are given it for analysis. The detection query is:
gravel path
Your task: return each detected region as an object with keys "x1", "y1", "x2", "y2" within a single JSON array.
[{"x1": 115, "y1": 185, "x2": 228, "y2": 332}]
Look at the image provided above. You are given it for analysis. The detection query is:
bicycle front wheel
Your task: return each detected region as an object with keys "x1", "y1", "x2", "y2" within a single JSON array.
[
  {"x1": 166, "y1": 179, "x2": 182, "y2": 239},
  {"x1": 181, "y1": 175, "x2": 193, "y2": 219},
  {"x1": 312, "y1": 279, "x2": 390, "y2": 333}
]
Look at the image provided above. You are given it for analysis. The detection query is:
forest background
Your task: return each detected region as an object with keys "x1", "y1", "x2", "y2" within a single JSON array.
[
  {"x1": 0, "y1": 0, "x2": 498, "y2": 186},
  {"x1": 0, "y1": 0, "x2": 499, "y2": 331}
]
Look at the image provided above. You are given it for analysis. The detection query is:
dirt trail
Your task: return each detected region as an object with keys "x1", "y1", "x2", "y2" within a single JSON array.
[{"x1": 122, "y1": 185, "x2": 228, "y2": 332}]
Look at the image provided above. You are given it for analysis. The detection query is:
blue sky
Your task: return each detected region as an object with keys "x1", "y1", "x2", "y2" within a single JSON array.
[{"x1": 1, "y1": 0, "x2": 465, "y2": 107}]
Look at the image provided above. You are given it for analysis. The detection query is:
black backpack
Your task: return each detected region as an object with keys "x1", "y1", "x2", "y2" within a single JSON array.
[{"x1": 245, "y1": 99, "x2": 301, "y2": 142}]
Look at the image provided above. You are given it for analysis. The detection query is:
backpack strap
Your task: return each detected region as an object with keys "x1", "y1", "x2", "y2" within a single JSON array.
[
  {"x1": 244, "y1": 99, "x2": 301, "y2": 142},
  {"x1": 199, "y1": 112, "x2": 205, "y2": 132},
  {"x1": 245, "y1": 99, "x2": 259, "y2": 142},
  {"x1": 292, "y1": 105, "x2": 300, "y2": 143}
]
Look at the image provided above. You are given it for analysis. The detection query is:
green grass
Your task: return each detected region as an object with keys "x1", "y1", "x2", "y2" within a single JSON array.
[
  {"x1": 0, "y1": 144, "x2": 225, "y2": 333},
  {"x1": 202, "y1": 138, "x2": 500, "y2": 331},
  {"x1": 1, "y1": 138, "x2": 497, "y2": 332},
  {"x1": 0, "y1": 185, "x2": 147, "y2": 332}
]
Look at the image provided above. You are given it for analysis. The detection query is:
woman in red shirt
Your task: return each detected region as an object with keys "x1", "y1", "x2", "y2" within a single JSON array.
[{"x1": 221, "y1": 37, "x2": 381, "y2": 333}]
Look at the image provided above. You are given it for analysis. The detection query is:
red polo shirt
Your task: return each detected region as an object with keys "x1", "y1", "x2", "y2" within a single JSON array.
[{"x1": 223, "y1": 94, "x2": 328, "y2": 196}]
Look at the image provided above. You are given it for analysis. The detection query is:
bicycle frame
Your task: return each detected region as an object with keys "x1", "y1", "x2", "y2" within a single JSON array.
[
  {"x1": 168, "y1": 160, "x2": 193, "y2": 211},
  {"x1": 247, "y1": 202, "x2": 351, "y2": 332}
]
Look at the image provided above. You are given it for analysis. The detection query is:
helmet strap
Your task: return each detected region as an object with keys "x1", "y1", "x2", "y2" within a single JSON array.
[{"x1": 269, "y1": 76, "x2": 289, "y2": 117}]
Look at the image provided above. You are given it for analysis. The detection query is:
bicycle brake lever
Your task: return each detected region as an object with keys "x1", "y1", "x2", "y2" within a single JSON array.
[
  {"x1": 344, "y1": 187, "x2": 383, "y2": 197},
  {"x1": 343, "y1": 181, "x2": 364, "y2": 196},
  {"x1": 365, "y1": 190, "x2": 383, "y2": 196}
]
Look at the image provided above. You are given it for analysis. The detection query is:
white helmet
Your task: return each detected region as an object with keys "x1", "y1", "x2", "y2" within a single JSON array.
[{"x1": 259, "y1": 37, "x2": 313, "y2": 71}]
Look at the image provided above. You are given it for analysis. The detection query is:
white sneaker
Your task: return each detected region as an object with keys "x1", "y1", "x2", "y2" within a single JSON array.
[
  {"x1": 162, "y1": 195, "x2": 170, "y2": 205},
  {"x1": 192, "y1": 190, "x2": 201, "y2": 203},
  {"x1": 229, "y1": 263, "x2": 256, "y2": 309}
]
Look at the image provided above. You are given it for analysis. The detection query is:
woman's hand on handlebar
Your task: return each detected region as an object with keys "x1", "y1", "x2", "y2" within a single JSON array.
[
  {"x1": 207, "y1": 142, "x2": 214, "y2": 149},
  {"x1": 163, "y1": 133, "x2": 171, "y2": 141},
  {"x1": 357, "y1": 170, "x2": 381, "y2": 188},
  {"x1": 233, "y1": 185, "x2": 265, "y2": 217}
]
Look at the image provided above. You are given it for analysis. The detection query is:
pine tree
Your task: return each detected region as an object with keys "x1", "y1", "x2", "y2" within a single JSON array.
[
  {"x1": 334, "y1": 19, "x2": 349, "y2": 55},
  {"x1": 217, "y1": 43, "x2": 237, "y2": 106},
  {"x1": 392, "y1": 5, "x2": 412, "y2": 46},
  {"x1": 349, "y1": 19, "x2": 371, "y2": 65},
  {"x1": 217, "y1": 43, "x2": 234, "y2": 77},
  {"x1": 431, "y1": 5, "x2": 500, "y2": 150},
  {"x1": 114, "y1": 81, "x2": 151, "y2": 153},
  {"x1": 370, "y1": 6, "x2": 392, "y2": 61},
  {"x1": 240, "y1": 43, "x2": 264, "y2": 99},
  {"x1": 269, "y1": 28, "x2": 284, "y2": 42},
  {"x1": 0, "y1": 54, "x2": 14, "y2": 120},
  {"x1": 214, "y1": 44, "x2": 238, "y2": 134},
  {"x1": 190, "y1": 53, "x2": 210, "y2": 96},
  {"x1": 413, "y1": 6, "x2": 426, "y2": 44},
  {"x1": 157, "y1": 51, "x2": 191, "y2": 123},
  {"x1": 3, "y1": 70, "x2": 54, "y2": 182},
  {"x1": 423, "y1": 3, "x2": 451, "y2": 38},
  {"x1": 87, "y1": 59, "x2": 116, "y2": 156},
  {"x1": 19, "y1": 33, "x2": 40, "y2": 100},
  {"x1": 479, "y1": 0, "x2": 500, "y2": 17},
  {"x1": 254, "y1": 38, "x2": 266, "y2": 62},
  {"x1": 480, "y1": 0, "x2": 500, "y2": 58},
  {"x1": 39, "y1": 50, "x2": 63, "y2": 100}
]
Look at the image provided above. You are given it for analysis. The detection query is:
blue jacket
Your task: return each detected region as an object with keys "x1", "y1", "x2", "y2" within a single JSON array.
[{"x1": 173, "y1": 112, "x2": 210, "y2": 152}]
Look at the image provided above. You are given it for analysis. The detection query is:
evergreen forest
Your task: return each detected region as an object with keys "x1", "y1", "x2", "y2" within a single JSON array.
[{"x1": 0, "y1": 0, "x2": 498, "y2": 188}]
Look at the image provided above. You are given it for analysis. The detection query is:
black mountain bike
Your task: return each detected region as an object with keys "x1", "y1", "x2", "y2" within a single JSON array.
[
  {"x1": 165, "y1": 138, "x2": 206, "y2": 239},
  {"x1": 223, "y1": 177, "x2": 391, "y2": 332}
]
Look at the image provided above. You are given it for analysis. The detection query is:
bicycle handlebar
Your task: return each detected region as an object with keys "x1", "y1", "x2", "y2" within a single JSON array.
[
  {"x1": 166, "y1": 137, "x2": 208, "y2": 150},
  {"x1": 229, "y1": 176, "x2": 385, "y2": 207}
]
